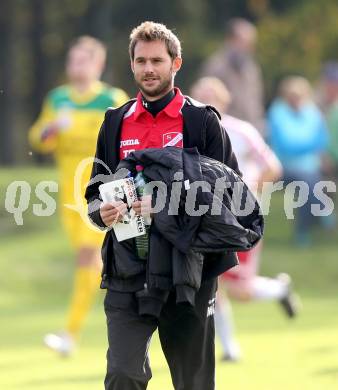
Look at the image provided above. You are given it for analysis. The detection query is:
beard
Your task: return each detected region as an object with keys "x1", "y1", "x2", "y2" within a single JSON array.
[{"x1": 134, "y1": 71, "x2": 173, "y2": 98}]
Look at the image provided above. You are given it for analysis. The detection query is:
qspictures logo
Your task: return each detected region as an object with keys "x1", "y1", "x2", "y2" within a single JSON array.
[{"x1": 3, "y1": 157, "x2": 337, "y2": 227}]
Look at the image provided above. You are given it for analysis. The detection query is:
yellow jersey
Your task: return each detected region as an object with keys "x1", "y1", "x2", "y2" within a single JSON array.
[{"x1": 29, "y1": 81, "x2": 129, "y2": 247}]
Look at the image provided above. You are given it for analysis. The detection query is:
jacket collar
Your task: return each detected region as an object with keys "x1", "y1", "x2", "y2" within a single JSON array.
[{"x1": 133, "y1": 87, "x2": 185, "y2": 120}]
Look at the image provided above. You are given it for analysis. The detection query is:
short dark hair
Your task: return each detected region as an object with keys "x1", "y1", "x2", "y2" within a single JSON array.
[{"x1": 129, "y1": 21, "x2": 182, "y2": 60}]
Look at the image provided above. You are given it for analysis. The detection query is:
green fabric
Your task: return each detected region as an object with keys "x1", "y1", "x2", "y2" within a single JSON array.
[{"x1": 47, "y1": 85, "x2": 116, "y2": 111}]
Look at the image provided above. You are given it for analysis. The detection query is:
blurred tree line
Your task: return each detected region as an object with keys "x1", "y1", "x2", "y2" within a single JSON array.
[{"x1": 1, "y1": 0, "x2": 338, "y2": 164}]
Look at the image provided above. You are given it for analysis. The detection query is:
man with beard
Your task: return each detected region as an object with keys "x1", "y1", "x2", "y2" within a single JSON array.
[{"x1": 85, "y1": 21, "x2": 240, "y2": 390}]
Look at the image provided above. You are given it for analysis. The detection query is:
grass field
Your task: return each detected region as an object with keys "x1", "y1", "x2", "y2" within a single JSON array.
[{"x1": 1, "y1": 167, "x2": 338, "y2": 389}]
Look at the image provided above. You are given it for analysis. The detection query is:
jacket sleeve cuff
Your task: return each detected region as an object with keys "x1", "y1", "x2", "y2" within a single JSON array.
[{"x1": 88, "y1": 198, "x2": 107, "y2": 230}]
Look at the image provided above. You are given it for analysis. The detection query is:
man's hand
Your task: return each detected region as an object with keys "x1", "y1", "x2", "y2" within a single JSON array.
[
  {"x1": 41, "y1": 115, "x2": 71, "y2": 141},
  {"x1": 132, "y1": 195, "x2": 152, "y2": 217},
  {"x1": 41, "y1": 123, "x2": 59, "y2": 141},
  {"x1": 100, "y1": 201, "x2": 127, "y2": 227}
]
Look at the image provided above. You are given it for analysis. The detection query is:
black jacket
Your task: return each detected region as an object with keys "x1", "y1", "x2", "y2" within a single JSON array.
[
  {"x1": 114, "y1": 147, "x2": 263, "y2": 317},
  {"x1": 85, "y1": 97, "x2": 242, "y2": 293}
]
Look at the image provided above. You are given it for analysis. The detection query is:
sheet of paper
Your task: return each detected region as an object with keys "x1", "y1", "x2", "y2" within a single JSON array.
[{"x1": 99, "y1": 178, "x2": 146, "y2": 242}]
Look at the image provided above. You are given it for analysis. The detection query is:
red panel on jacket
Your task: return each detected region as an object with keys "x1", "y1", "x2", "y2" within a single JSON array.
[{"x1": 119, "y1": 88, "x2": 185, "y2": 159}]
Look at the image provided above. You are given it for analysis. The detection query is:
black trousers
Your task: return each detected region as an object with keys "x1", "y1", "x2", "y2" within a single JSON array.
[{"x1": 104, "y1": 278, "x2": 217, "y2": 390}]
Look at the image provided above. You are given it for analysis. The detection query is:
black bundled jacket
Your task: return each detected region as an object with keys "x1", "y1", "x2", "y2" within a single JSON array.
[{"x1": 115, "y1": 147, "x2": 264, "y2": 317}]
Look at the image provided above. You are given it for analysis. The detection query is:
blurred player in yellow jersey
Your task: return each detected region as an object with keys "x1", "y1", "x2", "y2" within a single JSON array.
[{"x1": 29, "y1": 36, "x2": 129, "y2": 356}]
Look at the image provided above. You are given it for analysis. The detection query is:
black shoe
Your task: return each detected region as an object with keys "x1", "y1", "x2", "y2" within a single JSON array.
[{"x1": 277, "y1": 273, "x2": 301, "y2": 318}]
